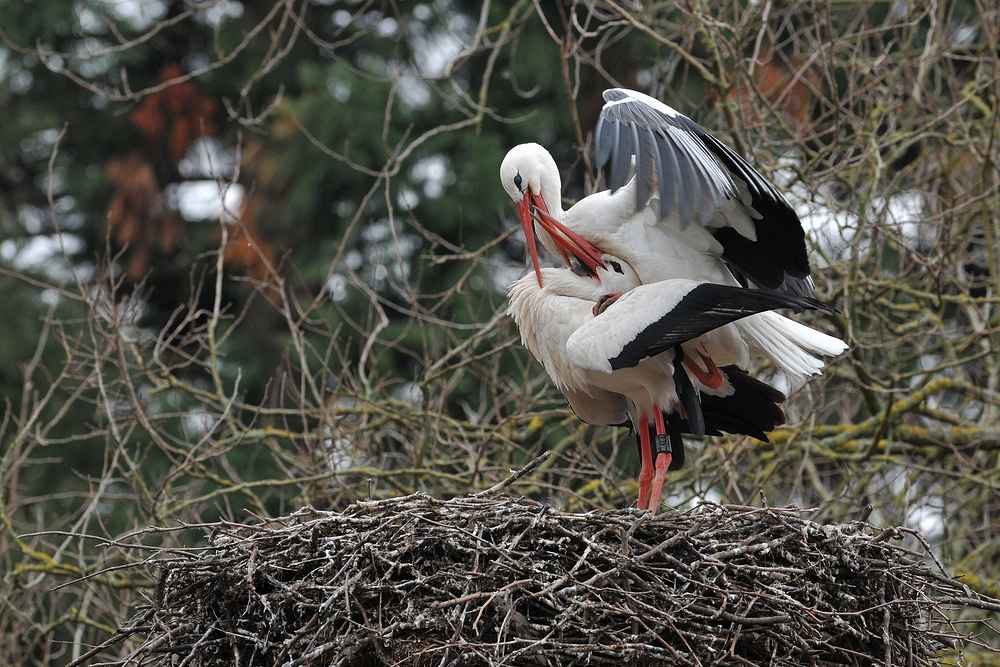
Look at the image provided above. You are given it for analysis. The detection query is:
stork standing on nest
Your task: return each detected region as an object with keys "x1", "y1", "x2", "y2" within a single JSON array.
[{"x1": 501, "y1": 88, "x2": 847, "y2": 510}]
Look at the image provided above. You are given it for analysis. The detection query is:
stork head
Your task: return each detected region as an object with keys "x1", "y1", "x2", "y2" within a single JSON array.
[
  {"x1": 499, "y1": 143, "x2": 557, "y2": 205},
  {"x1": 596, "y1": 254, "x2": 641, "y2": 293},
  {"x1": 500, "y1": 143, "x2": 603, "y2": 287},
  {"x1": 501, "y1": 144, "x2": 556, "y2": 286}
]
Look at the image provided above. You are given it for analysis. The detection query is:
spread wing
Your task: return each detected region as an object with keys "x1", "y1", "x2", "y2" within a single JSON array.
[{"x1": 594, "y1": 88, "x2": 812, "y2": 294}]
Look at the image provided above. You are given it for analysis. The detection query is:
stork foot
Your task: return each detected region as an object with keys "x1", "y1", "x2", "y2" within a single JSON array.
[
  {"x1": 682, "y1": 351, "x2": 725, "y2": 389},
  {"x1": 647, "y1": 452, "x2": 673, "y2": 515}
]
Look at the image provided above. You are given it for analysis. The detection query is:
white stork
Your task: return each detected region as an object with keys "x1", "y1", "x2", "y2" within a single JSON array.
[
  {"x1": 500, "y1": 88, "x2": 813, "y2": 296},
  {"x1": 499, "y1": 88, "x2": 847, "y2": 383},
  {"x1": 507, "y1": 255, "x2": 836, "y2": 512}
]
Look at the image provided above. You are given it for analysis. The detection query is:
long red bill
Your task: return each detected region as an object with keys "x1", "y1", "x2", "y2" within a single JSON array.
[
  {"x1": 517, "y1": 195, "x2": 544, "y2": 287},
  {"x1": 530, "y1": 194, "x2": 573, "y2": 269},
  {"x1": 533, "y1": 207, "x2": 603, "y2": 276}
]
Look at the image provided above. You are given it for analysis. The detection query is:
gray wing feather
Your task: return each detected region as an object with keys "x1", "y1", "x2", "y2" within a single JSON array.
[
  {"x1": 595, "y1": 88, "x2": 813, "y2": 290},
  {"x1": 703, "y1": 133, "x2": 763, "y2": 200},
  {"x1": 669, "y1": 127, "x2": 708, "y2": 227},
  {"x1": 594, "y1": 115, "x2": 613, "y2": 170},
  {"x1": 596, "y1": 89, "x2": 743, "y2": 228},
  {"x1": 609, "y1": 119, "x2": 633, "y2": 192},
  {"x1": 651, "y1": 130, "x2": 676, "y2": 221},
  {"x1": 635, "y1": 126, "x2": 658, "y2": 207}
]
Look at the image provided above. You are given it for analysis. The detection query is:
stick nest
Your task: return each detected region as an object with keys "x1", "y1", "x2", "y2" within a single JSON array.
[{"x1": 118, "y1": 494, "x2": 988, "y2": 666}]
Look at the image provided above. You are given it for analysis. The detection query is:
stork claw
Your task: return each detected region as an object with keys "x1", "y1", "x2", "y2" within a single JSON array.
[{"x1": 682, "y1": 351, "x2": 725, "y2": 389}]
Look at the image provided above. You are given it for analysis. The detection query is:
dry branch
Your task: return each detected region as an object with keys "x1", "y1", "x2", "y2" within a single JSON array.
[{"x1": 99, "y1": 495, "x2": 998, "y2": 666}]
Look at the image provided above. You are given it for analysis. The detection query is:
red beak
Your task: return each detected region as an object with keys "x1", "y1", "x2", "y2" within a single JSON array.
[
  {"x1": 516, "y1": 191, "x2": 604, "y2": 288},
  {"x1": 533, "y1": 207, "x2": 603, "y2": 277},
  {"x1": 517, "y1": 193, "x2": 545, "y2": 287}
]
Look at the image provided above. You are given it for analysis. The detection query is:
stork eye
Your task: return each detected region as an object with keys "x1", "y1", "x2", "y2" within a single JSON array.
[
  {"x1": 609, "y1": 260, "x2": 623, "y2": 274},
  {"x1": 513, "y1": 173, "x2": 523, "y2": 191}
]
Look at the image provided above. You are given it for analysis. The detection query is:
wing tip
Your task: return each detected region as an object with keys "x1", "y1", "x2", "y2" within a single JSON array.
[{"x1": 603, "y1": 88, "x2": 629, "y2": 103}]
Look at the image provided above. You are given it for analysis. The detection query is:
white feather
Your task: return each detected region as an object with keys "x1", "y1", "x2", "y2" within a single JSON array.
[{"x1": 736, "y1": 311, "x2": 847, "y2": 381}]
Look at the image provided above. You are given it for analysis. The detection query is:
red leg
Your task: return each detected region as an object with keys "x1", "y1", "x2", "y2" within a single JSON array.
[
  {"x1": 648, "y1": 450, "x2": 672, "y2": 515},
  {"x1": 636, "y1": 413, "x2": 653, "y2": 510},
  {"x1": 648, "y1": 407, "x2": 673, "y2": 515},
  {"x1": 653, "y1": 407, "x2": 666, "y2": 440}
]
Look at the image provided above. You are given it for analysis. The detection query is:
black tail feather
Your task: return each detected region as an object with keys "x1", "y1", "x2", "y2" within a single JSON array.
[
  {"x1": 700, "y1": 366, "x2": 786, "y2": 440},
  {"x1": 673, "y1": 347, "x2": 705, "y2": 436}
]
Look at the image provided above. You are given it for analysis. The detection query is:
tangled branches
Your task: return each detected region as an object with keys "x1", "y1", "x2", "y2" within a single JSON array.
[{"x1": 97, "y1": 495, "x2": 997, "y2": 666}]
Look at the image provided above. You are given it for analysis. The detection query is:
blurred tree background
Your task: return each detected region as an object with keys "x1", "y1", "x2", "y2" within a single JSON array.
[{"x1": 1, "y1": 0, "x2": 999, "y2": 663}]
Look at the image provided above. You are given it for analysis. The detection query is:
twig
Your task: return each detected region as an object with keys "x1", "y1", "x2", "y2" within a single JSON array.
[{"x1": 472, "y1": 451, "x2": 552, "y2": 498}]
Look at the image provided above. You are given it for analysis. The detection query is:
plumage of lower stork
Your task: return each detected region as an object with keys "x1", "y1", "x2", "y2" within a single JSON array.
[{"x1": 507, "y1": 256, "x2": 837, "y2": 512}]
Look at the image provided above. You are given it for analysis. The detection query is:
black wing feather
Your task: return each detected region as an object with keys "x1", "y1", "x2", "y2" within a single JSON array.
[
  {"x1": 698, "y1": 134, "x2": 811, "y2": 284},
  {"x1": 609, "y1": 283, "x2": 834, "y2": 370},
  {"x1": 724, "y1": 260, "x2": 817, "y2": 298}
]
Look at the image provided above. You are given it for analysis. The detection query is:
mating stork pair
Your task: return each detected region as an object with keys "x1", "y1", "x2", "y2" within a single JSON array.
[{"x1": 501, "y1": 89, "x2": 847, "y2": 513}]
